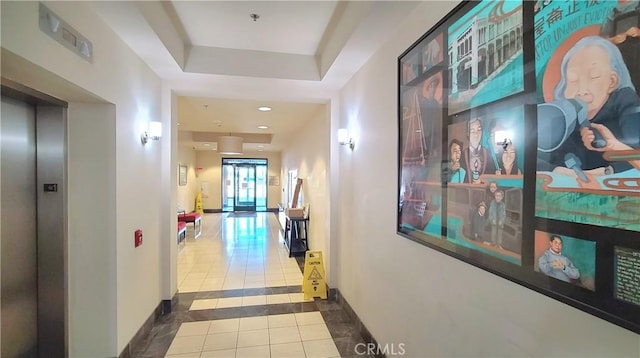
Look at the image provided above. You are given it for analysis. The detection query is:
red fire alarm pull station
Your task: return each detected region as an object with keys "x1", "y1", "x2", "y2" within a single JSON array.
[{"x1": 134, "y1": 229, "x2": 143, "y2": 247}]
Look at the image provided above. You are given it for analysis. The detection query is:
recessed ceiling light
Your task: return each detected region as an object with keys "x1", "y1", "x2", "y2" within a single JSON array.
[
  {"x1": 257, "y1": 145, "x2": 264, "y2": 148},
  {"x1": 177, "y1": 123, "x2": 181, "y2": 126},
  {"x1": 203, "y1": 143, "x2": 211, "y2": 146},
  {"x1": 257, "y1": 106, "x2": 271, "y2": 112},
  {"x1": 258, "y1": 149, "x2": 264, "y2": 152},
  {"x1": 257, "y1": 125, "x2": 269, "y2": 129}
]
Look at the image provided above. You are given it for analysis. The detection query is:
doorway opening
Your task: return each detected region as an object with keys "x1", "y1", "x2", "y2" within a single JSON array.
[{"x1": 222, "y1": 158, "x2": 268, "y2": 212}]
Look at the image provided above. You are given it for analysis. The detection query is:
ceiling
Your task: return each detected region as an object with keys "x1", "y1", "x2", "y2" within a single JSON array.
[{"x1": 91, "y1": 1, "x2": 423, "y2": 152}]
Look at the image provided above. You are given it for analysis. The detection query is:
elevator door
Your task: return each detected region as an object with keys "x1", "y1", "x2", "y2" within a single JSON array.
[{"x1": 1, "y1": 96, "x2": 38, "y2": 357}]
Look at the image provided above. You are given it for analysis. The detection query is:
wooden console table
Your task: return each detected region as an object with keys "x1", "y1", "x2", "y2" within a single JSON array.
[{"x1": 284, "y1": 216, "x2": 309, "y2": 257}]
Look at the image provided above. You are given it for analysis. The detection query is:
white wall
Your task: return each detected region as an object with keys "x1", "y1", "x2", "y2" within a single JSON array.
[
  {"x1": 177, "y1": 144, "x2": 198, "y2": 212},
  {"x1": 281, "y1": 106, "x2": 332, "y2": 280},
  {"x1": 1, "y1": 2, "x2": 167, "y2": 355},
  {"x1": 67, "y1": 103, "x2": 117, "y2": 356},
  {"x1": 195, "y1": 150, "x2": 282, "y2": 210},
  {"x1": 336, "y1": 1, "x2": 640, "y2": 356}
]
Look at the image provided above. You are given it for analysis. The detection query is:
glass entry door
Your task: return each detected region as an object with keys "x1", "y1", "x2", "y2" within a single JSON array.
[
  {"x1": 234, "y1": 164, "x2": 256, "y2": 211},
  {"x1": 222, "y1": 158, "x2": 268, "y2": 212}
]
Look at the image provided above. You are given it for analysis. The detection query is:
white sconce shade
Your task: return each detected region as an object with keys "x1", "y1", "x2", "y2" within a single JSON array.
[
  {"x1": 217, "y1": 136, "x2": 244, "y2": 155},
  {"x1": 338, "y1": 128, "x2": 354, "y2": 150},
  {"x1": 149, "y1": 121, "x2": 162, "y2": 139},
  {"x1": 494, "y1": 129, "x2": 513, "y2": 149},
  {"x1": 141, "y1": 121, "x2": 162, "y2": 145}
]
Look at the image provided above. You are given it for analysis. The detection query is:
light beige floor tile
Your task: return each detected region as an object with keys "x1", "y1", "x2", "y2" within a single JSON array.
[
  {"x1": 201, "y1": 278, "x2": 225, "y2": 285},
  {"x1": 202, "y1": 332, "x2": 238, "y2": 351},
  {"x1": 225, "y1": 274, "x2": 246, "y2": 281},
  {"x1": 180, "y1": 280, "x2": 205, "y2": 292},
  {"x1": 222, "y1": 282, "x2": 244, "y2": 290},
  {"x1": 235, "y1": 344, "x2": 270, "y2": 358},
  {"x1": 269, "y1": 326, "x2": 301, "y2": 345},
  {"x1": 165, "y1": 352, "x2": 200, "y2": 358},
  {"x1": 199, "y1": 348, "x2": 236, "y2": 358},
  {"x1": 243, "y1": 282, "x2": 266, "y2": 289},
  {"x1": 265, "y1": 271, "x2": 285, "y2": 277},
  {"x1": 189, "y1": 264, "x2": 212, "y2": 273},
  {"x1": 294, "y1": 312, "x2": 324, "y2": 326},
  {"x1": 208, "y1": 318, "x2": 239, "y2": 334},
  {"x1": 236, "y1": 329, "x2": 269, "y2": 348},
  {"x1": 206, "y1": 271, "x2": 227, "y2": 279},
  {"x1": 268, "y1": 314, "x2": 297, "y2": 328},
  {"x1": 266, "y1": 294, "x2": 291, "y2": 305},
  {"x1": 264, "y1": 269, "x2": 284, "y2": 275},
  {"x1": 298, "y1": 324, "x2": 331, "y2": 341},
  {"x1": 302, "y1": 339, "x2": 340, "y2": 358},
  {"x1": 266, "y1": 280, "x2": 287, "y2": 288},
  {"x1": 239, "y1": 316, "x2": 268, "y2": 331},
  {"x1": 285, "y1": 276, "x2": 303, "y2": 283},
  {"x1": 165, "y1": 335, "x2": 206, "y2": 355},
  {"x1": 176, "y1": 321, "x2": 211, "y2": 337},
  {"x1": 185, "y1": 272, "x2": 208, "y2": 280},
  {"x1": 241, "y1": 295, "x2": 267, "y2": 306},
  {"x1": 190, "y1": 299, "x2": 218, "y2": 311},
  {"x1": 179, "y1": 286, "x2": 202, "y2": 293},
  {"x1": 215, "y1": 297, "x2": 243, "y2": 308},
  {"x1": 288, "y1": 293, "x2": 312, "y2": 303},
  {"x1": 270, "y1": 341, "x2": 306, "y2": 358},
  {"x1": 199, "y1": 282, "x2": 223, "y2": 291},
  {"x1": 283, "y1": 268, "x2": 302, "y2": 274}
]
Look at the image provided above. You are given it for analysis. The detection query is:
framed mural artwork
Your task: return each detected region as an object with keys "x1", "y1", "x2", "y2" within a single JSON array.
[{"x1": 397, "y1": 0, "x2": 640, "y2": 335}]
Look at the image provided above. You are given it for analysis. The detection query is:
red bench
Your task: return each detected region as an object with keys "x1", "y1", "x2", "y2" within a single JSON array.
[
  {"x1": 177, "y1": 221, "x2": 187, "y2": 248},
  {"x1": 178, "y1": 212, "x2": 202, "y2": 239}
]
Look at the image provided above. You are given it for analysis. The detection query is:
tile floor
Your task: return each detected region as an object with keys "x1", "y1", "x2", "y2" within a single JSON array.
[
  {"x1": 165, "y1": 312, "x2": 339, "y2": 357},
  {"x1": 177, "y1": 212, "x2": 303, "y2": 292},
  {"x1": 134, "y1": 212, "x2": 377, "y2": 358}
]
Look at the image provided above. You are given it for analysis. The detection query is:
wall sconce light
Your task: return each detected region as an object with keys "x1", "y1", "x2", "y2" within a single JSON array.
[
  {"x1": 141, "y1": 121, "x2": 162, "y2": 145},
  {"x1": 338, "y1": 128, "x2": 354, "y2": 150},
  {"x1": 494, "y1": 130, "x2": 513, "y2": 150}
]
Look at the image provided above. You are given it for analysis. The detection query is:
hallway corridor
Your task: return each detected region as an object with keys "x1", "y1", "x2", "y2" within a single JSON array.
[{"x1": 136, "y1": 213, "x2": 370, "y2": 358}]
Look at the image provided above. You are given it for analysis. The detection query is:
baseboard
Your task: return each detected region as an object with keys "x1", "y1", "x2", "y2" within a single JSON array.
[
  {"x1": 161, "y1": 294, "x2": 178, "y2": 315},
  {"x1": 118, "y1": 293, "x2": 178, "y2": 358},
  {"x1": 329, "y1": 288, "x2": 384, "y2": 357},
  {"x1": 267, "y1": 207, "x2": 279, "y2": 213}
]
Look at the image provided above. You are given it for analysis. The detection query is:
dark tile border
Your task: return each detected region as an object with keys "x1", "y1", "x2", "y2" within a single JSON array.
[
  {"x1": 118, "y1": 292, "x2": 177, "y2": 358},
  {"x1": 327, "y1": 288, "x2": 385, "y2": 358}
]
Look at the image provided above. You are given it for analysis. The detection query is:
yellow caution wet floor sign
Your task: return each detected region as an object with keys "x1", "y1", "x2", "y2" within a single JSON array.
[
  {"x1": 302, "y1": 251, "x2": 327, "y2": 300},
  {"x1": 195, "y1": 191, "x2": 204, "y2": 214}
]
